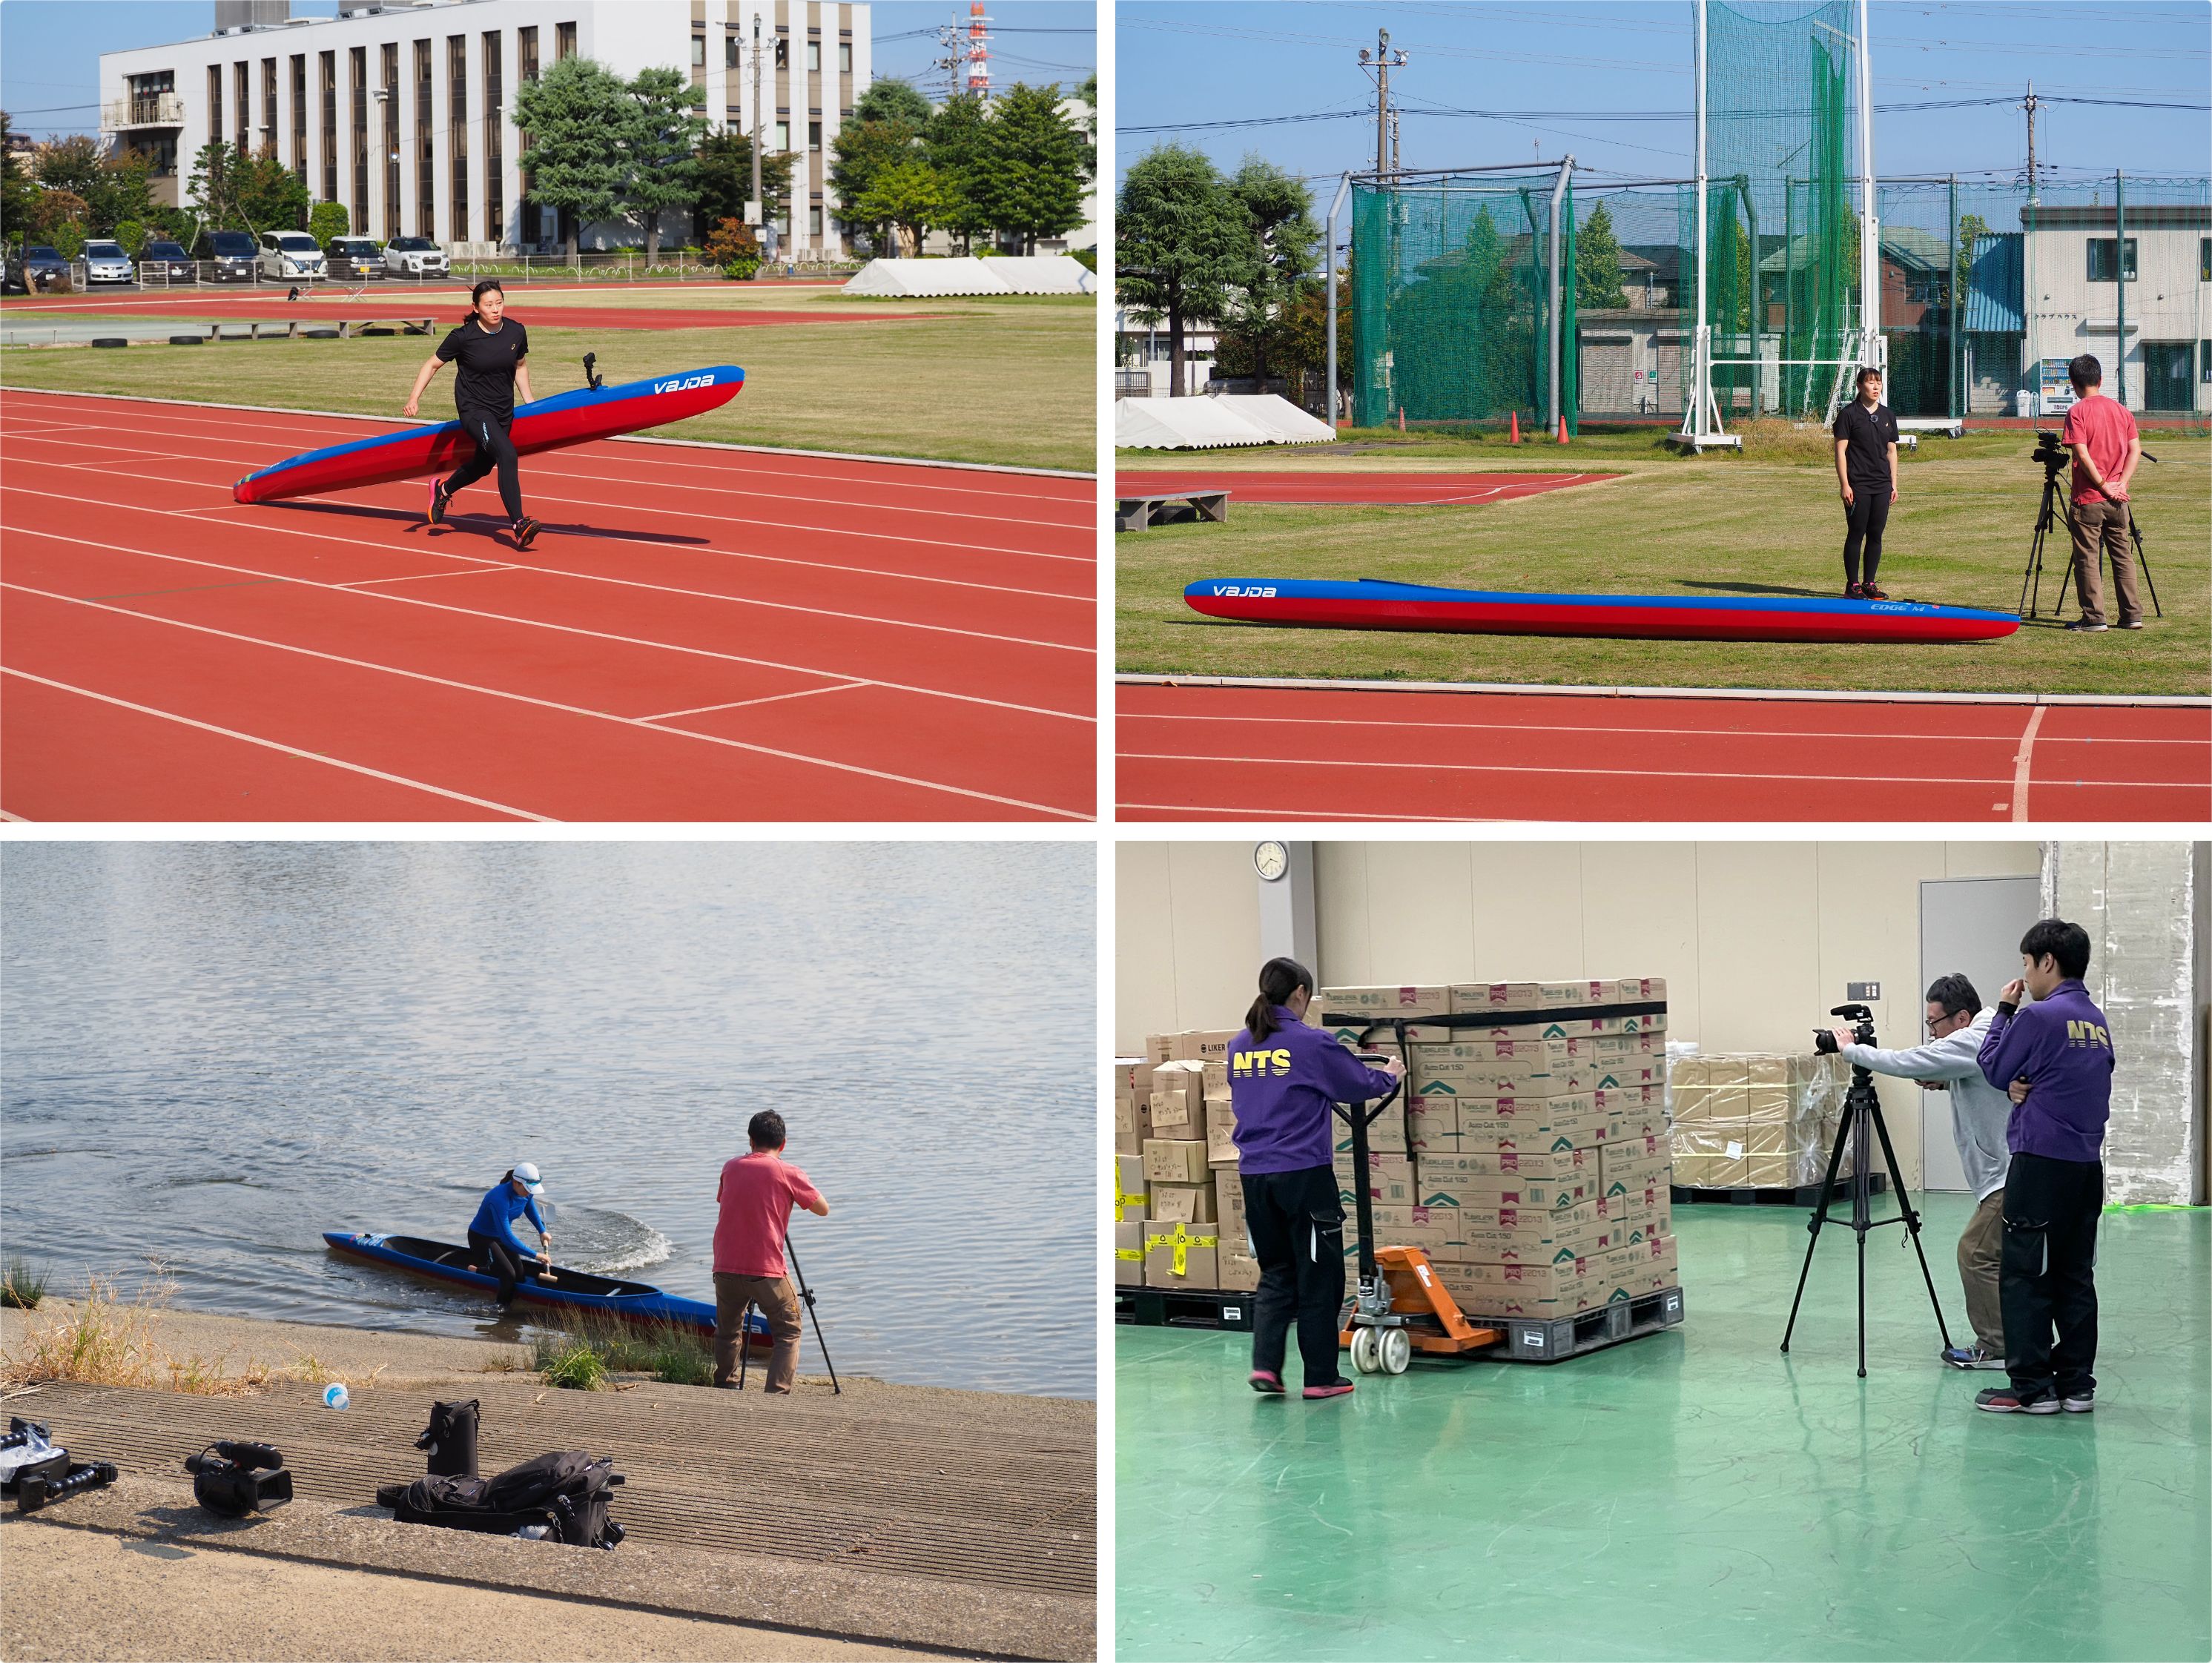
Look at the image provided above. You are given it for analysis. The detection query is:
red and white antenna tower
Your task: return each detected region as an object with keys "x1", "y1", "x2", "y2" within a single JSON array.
[{"x1": 964, "y1": 3, "x2": 992, "y2": 98}]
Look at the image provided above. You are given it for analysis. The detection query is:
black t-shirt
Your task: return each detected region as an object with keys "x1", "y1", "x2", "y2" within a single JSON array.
[
  {"x1": 1832, "y1": 397, "x2": 1898, "y2": 485},
  {"x1": 436, "y1": 316, "x2": 529, "y2": 420}
]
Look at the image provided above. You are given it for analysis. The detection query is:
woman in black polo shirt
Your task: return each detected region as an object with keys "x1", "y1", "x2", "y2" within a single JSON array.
[
  {"x1": 1831, "y1": 364, "x2": 1900, "y2": 599},
  {"x1": 403, "y1": 279, "x2": 541, "y2": 549}
]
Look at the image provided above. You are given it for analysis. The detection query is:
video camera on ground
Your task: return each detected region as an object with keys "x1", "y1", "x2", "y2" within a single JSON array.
[
  {"x1": 184, "y1": 1440, "x2": 294, "y2": 1515},
  {"x1": 1812, "y1": 1002, "x2": 1876, "y2": 1054}
]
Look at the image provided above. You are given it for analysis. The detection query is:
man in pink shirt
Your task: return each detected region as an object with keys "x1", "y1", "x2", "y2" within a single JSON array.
[
  {"x1": 712, "y1": 1111, "x2": 829, "y2": 1393},
  {"x1": 2059, "y1": 354, "x2": 2145, "y2": 632}
]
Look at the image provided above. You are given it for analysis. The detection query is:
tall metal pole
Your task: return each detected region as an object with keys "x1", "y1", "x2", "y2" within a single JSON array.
[
  {"x1": 750, "y1": 10, "x2": 763, "y2": 223},
  {"x1": 1857, "y1": 0, "x2": 1881, "y2": 372},
  {"x1": 2113, "y1": 170, "x2": 2127, "y2": 408},
  {"x1": 1376, "y1": 30, "x2": 1390, "y2": 179},
  {"x1": 1687, "y1": 0, "x2": 1709, "y2": 440},
  {"x1": 1548, "y1": 156, "x2": 1573, "y2": 437},
  {"x1": 1326, "y1": 171, "x2": 1351, "y2": 428},
  {"x1": 1948, "y1": 172, "x2": 1961, "y2": 420},
  {"x1": 2023, "y1": 82, "x2": 2040, "y2": 205}
]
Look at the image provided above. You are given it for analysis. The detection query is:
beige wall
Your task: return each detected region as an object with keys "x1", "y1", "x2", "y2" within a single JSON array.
[{"x1": 1117, "y1": 840, "x2": 2044, "y2": 1186}]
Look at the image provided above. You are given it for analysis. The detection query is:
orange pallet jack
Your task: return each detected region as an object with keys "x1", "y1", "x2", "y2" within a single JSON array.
[{"x1": 1335, "y1": 1022, "x2": 1504, "y2": 1375}]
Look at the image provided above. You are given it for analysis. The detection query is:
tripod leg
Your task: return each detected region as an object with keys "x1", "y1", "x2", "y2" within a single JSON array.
[
  {"x1": 737, "y1": 1301, "x2": 754, "y2": 1389},
  {"x1": 1857, "y1": 1217, "x2": 1868, "y2": 1379},
  {"x1": 1869, "y1": 1105, "x2": 1957, "y2": 1351},
  {"x1": 2131, "y1": 517, "x2": 2161, "y2": 618},
  {"x1": 786, "y1": 1238, "x2": 839, "y2": 1395},
  {"x1": 1781, "y1": 1105, "x2": 1855, "y2": 1352}
]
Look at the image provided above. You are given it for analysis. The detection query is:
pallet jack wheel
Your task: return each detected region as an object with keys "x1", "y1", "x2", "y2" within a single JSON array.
[
  {"x1": 1380, "y1": 1327, "x2": 1411, "y2": 1375},
  {"x1": 1350, "y1": 1327, "x2": 1380, "y2": 1374}
]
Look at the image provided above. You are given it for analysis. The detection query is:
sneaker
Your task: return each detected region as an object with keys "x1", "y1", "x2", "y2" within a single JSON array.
[
  {"x1": 426, "y1": 480, "x2": 449, "y2": 526},
  {"x1": 1860, "y1": 582, "x2": 1889, "y2": 601},
  {"x1": 2062, "y1": 1390, "x2": 2095, "y2": 1413},
  {"x1": 511, "y1": 516, "x2": 543, "y2": 551},
  {"x1": 1249, "y1": 1369, "x2": 1285, "y2": 1396},
  {"x1": 2116, "y1": 618, "x2": 2145, "y2": 631},
  {"x1": 1975, "y1": 1386, "x2": 2060, "y2": 1414},
  {"x1": 1843, "y1": 581, "x2": 1864, "y2": 599},
  {"x1": 1302, "y1": 1380, "x2": 1356, "y2": 1401},
  {"x1": 2065, "y1": 619, "x2": 2108, "y2": 632},
  {"x1": 1943, "y1": 1344, "x2": 2006, "y2": 1371}
]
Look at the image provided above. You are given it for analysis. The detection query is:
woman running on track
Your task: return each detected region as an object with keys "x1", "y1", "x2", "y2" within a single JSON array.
[{"x1": 404, "y1": 278, "x2": 541, "y2": 549}]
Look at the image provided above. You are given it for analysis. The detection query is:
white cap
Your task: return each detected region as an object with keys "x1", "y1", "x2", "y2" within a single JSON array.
[{"x1": 512, "y1": 1162, "x2": 545, "y2": 1196}]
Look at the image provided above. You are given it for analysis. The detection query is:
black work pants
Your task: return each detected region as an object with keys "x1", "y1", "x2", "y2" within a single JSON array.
[
  {"x1": 444, "y1": 406, "x2": 524, "y2": 521},
  {"x1": 467, "y1": 1229, "x2": 533, "y2": 1304},
  {"x1": 2000, "y1": 1150, "x2": 2102, "y2": 1401},
  {"x1": 1840, "y1": 485, "x2": 1890, "y2": 585},
  {"x1": 1241, "y1": 1166, "x2": 1347, "y2": 1387}
]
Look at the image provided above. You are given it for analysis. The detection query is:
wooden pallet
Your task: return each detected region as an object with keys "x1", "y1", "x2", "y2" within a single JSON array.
[
  {"x1": 1116, "y1": 1285, "x2": 1257, "y2": 1332},
  {"x1": 1456, "y1": 1285, "x2": 1686, "y2": 1363},
  {"x1": 1671, "y1": 1174, "x2": 1887, "y2": 1207}
]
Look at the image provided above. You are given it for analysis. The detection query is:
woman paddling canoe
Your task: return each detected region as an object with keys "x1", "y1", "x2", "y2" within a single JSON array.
[{"x1": 466, "y1": 1161, "x2": 556, "y2": 1306}]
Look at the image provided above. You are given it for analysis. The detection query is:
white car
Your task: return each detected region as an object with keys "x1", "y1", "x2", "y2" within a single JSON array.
[
  {"x1": 259, "y1": 231, "x2": 327, "y2": 282},
  {"x1": 81, "y1": 239, "x2": 134, "y2": 285},
  {"x1": 382, "y1": 236, "x2": 448, "y2": 279}
]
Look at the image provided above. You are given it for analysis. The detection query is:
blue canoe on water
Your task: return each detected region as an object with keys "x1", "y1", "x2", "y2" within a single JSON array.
[{"x1": 323, "y1": 1230, "x2": 765, "y2": 1344}]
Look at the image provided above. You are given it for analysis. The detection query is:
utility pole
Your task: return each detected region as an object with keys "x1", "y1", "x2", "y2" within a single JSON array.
[
  {"x1": 932, "y1": 21, "x2": 964, "y2": 103},
  {"x1": 2022, "y1": 80, "x2": 2040, "y2": 205},
  {"x1": 750, "y1": 11, "x2": 764, "y2": 216},
  {"x1": 1359, "y1": 30, "x2": 1406, "y2": 179}
]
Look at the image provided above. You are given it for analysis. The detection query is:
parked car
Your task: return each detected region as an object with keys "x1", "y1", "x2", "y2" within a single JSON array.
[
  {"x1": 259, "y1": 230, "x2": 327, "y2": 282},
  {"x1": 81, "y1": 239, "x2": 135, "y2": 285},
  {"x1": 326, "y1": 237, "x2": 387, "y2": 280},
  {"x1": 139, "y1": 239, "x2": 197, "y2": 282},
  {"x1": 382, "y1": 236, "x2": 448, "y2": 280},
  {"x1": 197, "y1": 229, "x2": 259, "y2": 282},
  {"x1": 4, "y1": 244, "x2": 72, "y2": 291}
]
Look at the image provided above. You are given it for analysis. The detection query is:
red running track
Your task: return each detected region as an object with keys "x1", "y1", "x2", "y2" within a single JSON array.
[
  {"x1": 1117, "y1": 680, "x2": 2212, "y2": 823},
  {"x1": 4, "y1": 297, "x2": 924, "y2": 331},
  {"x1": 1115, "y1": 470, "x2": 1617, "y2": 506},
  {"x1": 0, "y1": 389, "x2": 1095, "y2": 821}
]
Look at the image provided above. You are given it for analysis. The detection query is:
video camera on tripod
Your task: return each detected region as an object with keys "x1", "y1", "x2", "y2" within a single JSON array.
[
  {"x1": 2019, "y1": 431, "x2": 2162, "y2": 623},
  {"x1": 184, "y1": 1441, "x2": 294, "y2": 1515},
  {"x1": 1813, "y1": 1002, "x2": 1875, "y2": 1054}
]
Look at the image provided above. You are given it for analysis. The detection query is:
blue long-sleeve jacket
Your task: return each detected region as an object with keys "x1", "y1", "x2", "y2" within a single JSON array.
[
  {"x1": 1977, "y1": 979, "x2": 2115, "y2": 1163},
  {"x1": 1228, "y1": 1008, "x2": 1401, "y2": 1174},
  {"x1": 468, "y1": 1182, "x2": 548, "y2": 1254}
]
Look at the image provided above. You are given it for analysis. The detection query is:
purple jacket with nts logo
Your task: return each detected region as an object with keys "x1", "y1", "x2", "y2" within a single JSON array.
[
  {"x1": 1227, "y1": 1008, "x2": 1401, "y2": 1176},
  {"x1": 1977, "y1": 978, "x2": 2115, "y2": 1164}
]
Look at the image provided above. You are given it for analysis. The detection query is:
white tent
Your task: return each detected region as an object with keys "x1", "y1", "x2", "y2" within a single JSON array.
[
  {"x1": 841, "y1": 258, "x2": 1012, "y2": 297},
  {"x1": 978, "y1": 254, "x2": 1094, "y2": 294},
  {"x1": 1115, "y1": 394, "x2": 1335, "y2": 450}
]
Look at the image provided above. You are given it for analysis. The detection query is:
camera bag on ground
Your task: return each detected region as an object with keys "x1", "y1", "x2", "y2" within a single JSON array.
[
  {"x1": 414, "y1": 1399, "x2": 479, "y2": 1478},
  {"x1": 377, "y1": 1450, "x2": 626, "y2": 1548}
]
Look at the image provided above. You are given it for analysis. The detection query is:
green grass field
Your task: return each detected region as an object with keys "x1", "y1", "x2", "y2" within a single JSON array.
[
  {"x1": 0, "y1": 295, "x2": 1094, "y2": 472},
  {"x1": 1117, "y1": 426, "x2": 2210, "y2": 696}
]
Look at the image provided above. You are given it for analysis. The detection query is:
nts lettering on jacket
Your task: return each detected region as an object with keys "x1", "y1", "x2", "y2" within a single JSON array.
[
  {"x1": 2065, "y1": 1020, "x2": 2111, "y2": 1049},
  {"x1": 1232, "y1": 1048, "x2": 1294, "y2": 1077}
]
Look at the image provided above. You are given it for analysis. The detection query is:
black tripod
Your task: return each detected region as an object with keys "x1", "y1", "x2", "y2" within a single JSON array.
[
  {"x1": 2019, "y1": 442, "x2": 2162, "y2": 622},
  {"x1": 737, "y1": 1232, "x2": 842, "y2": 1394},
  {"x1": 1780, "y1": 1005, "x2": 1955, "y2": 1378}
]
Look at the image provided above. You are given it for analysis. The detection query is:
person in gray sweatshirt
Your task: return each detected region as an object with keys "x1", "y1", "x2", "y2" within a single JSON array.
[{"x1": 1829, "y1": 973, "x2": 2012, "y2": 1369}]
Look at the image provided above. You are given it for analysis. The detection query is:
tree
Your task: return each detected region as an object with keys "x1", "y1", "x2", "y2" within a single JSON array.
[
  {"x1": 185, "y1": 139, "x2": 308, "y2": 235},
  {"x1": 1074, "y1": 73, "x2": 1098, "y2": 182},
  {"x1": 623, "y1": 67, "x2": 709, "y2": 262},
  {"x1": 969, "y1": 82, "x2": 1085, "y2": 256},
  {"x1": 854, "y1": 81, "x2": 933, "y2": 129},
  {"x1": 924, "y1": 93, "x2": 991, "y2": 254},
  {"x1": 829, "y1": 113, "x2": 922, "y2": 256},
  {"x1": 36, "y1": 136, "x2": 156, "y2": 237},
  {"x1": 29, "y1": 188, "x2": 88, "y2": 243},
  {"x1": 1955, "y1": 211, "x2": 1991, "y2": 295},
  {"x1": 693, "y1": 128, "x2": 792, "y2": 237},
  {"x1": 1116, "y1": 145, "x2": 1246, "y2": 396},
  {"x1": 703, "y1": 216, "x2": 761, "y2": 279},
  {"x1": 113, "y1": 219, "x2": 147, "y2": 257},
  {"x1": 510, "y1": 56, "x2": 633, "y2": 264},
  {"x1": 1215, "y1": 156, "x2": 1319, "y2": 387},
  {"x1": 1576, "y1": 200, "x2": 1628, "y2": 311},
  {"x1": 1, "y1": 113, "x2": 42, "y2": 245},
  {"x1": 308, "y1": 199, "x2": 350, "y2": 246},
  {"x1": 856, "y1": 156, "x2": 947, "y2": 257}
]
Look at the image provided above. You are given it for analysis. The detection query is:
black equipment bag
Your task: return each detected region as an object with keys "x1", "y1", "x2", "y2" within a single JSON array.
[
  {"x1": 415, "y1": 1399, "x2": 479, "y2": 1478},
  {"x1": 383, "y1": 1450, "x2": 624, "y2": 1548}
]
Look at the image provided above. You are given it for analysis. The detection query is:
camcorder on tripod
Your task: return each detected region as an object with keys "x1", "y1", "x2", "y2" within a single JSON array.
[
  {"x1": 2019, "y1": 431, "x2": 2162, "y2": 622},
  {"x1": 184, "y1": 1441, "x2": 294, "y2": 1515},
  {"x1": 1782, "y1": 1005, "x2": 1956, "y2": 1377}
]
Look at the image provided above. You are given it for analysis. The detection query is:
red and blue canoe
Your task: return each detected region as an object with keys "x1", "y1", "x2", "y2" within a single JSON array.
[
  {"x1": 1184, "y1": 578, "x2": 2020, "y2": 644},
  {"x1": 233, "y1": 364, "x2": 745, "y2": 504}
]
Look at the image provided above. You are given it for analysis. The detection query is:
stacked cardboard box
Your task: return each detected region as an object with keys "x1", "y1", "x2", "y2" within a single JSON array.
[
  {"x1": 1669, "y1": 1051, "x2": 1849, "y2": 1189},
  {"x1": 1116, "y1": 1037, "x2": 1259, "y2": 1292},
  {"x1": 1318, "y1": 979, "x2": 1680, "y2": 1319}
]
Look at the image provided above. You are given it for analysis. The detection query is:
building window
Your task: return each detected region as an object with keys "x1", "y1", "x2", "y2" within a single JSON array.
[
  {"x1": 291, "y1": 55, "x2": 306, "y2": 178},
  {"x1": 518, "y1": 25, "x2": 539, "y2": 82},
  {"x1": 2202, "y1": 340, "x2": 2212, "y2": 383},
  {"x1": 320, "y1": 51, "x2": 336, "y2": 206},
  {"x1": 808, "y1": 119, "x2": 820, "y2": 151},
  {"x1": 208, "y1": 66, "x2": 222, "y2": 150},
  {"x1": 773, "y1": 120, "x2": 790, "y2": 152},
  {"x1": 726, "y1": 33, "x2": 739, "y2": 70},
  {"x1": 808, "y1": 41, "x2": 820, "y2": 72},
  {"x1": 449, "y1": 36, "x2": 469, "y2": 245},
  {"x1": 775, "y1": 37, "x2": 788, "y2": 69},
  {"x1": 483, "y1": 30, "x2": 503, "y2": 245},
  {"x1": 350, "y1": 47, "x2": 367, "y2": 235},
  {"x1": 839, "y1": 42, "x2": 852, "y2": 73},
  {"x1": 556, "y1": 22, "x2": 576, "y2": 61},
  {"x1": 235, "y1": 62, "x2": 250, "y2": 153},
  {"x1": 2087, "y1": 237, "x2": 2137, "y2": 282},
  {"x1": 2202, "y1": 237, "x2": 2211, "y2": 282},
  {"x1": 809, "y1": 205, "x2": 822, "y2": 237},
  {"x1": 262, "y1": 59, "x2": 277, "y2": 148},
  {"x1": 415, "y1": 39, "x2": 434, "y2": 238},
  {"x1": 383, "y1": 42, "x2": 400, "y2": 242},
  {"x1": 692, "y1": 34, "x2": 705, "y2": 67}
]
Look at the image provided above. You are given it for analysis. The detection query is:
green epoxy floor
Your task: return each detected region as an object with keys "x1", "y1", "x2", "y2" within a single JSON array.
[{"x1": 1115, "y1": 1198, "x2": 2211, "y2": 1662}]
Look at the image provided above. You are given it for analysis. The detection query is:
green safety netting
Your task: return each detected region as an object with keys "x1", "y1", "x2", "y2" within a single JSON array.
[{"x1": 1350, "y1": 171, "x2": 1577, "y2": 432}]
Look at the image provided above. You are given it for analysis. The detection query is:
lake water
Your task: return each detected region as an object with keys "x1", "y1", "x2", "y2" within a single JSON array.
[{"x1": 1, "y1": 842, "x2": 1096, "y2": 1399}]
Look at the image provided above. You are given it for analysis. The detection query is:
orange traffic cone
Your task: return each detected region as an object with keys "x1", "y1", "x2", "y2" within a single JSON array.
[
  {"x1": 1398, "y1": 406, "x2": 1406, "y2": 433},
  {"x1": 1508, "y1": 410, "x2": 1520, "y2": 445},
  {"x1": 1556, "y1": 414, "x2": 1570, "y2": 445}
]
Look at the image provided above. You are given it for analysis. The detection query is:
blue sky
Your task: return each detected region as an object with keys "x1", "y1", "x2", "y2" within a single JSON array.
[
  {"x1": 1, "y1": 0, "x2": 1095, "y2": 141},
  {"x1": 1117, "y1": 1, "x2": 2211, "y2": 188}
]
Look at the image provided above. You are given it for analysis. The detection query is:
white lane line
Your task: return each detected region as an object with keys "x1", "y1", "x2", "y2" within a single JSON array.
[
  {"x1": 340, "y1": 565, "x2": 524, "y2": 587},
  {"x1": 4, "y1": 483, "x2": 1090, "y2": 654},
  {"x1": 1115, "y1": 801, "x2": 1499, "y2": 823},
  {"x1": 2010, "y1": 704, "x2": 2047, "y2": 822},
  {"x1": 640, "y1": 682, "x2": 869, "y2": 721},
  {"x1": 1117, "y1": 710, "x2": 2113, "y2": 747},
  {"x1": 4, "y1": 583, "x2": 1087, "y2": 817},
  {"x1": 0, "y1": 665, "x2": 549, "y2": 820}
]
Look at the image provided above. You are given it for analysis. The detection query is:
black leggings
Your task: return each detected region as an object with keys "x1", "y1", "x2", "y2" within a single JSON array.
[
  {"x1": 443, "y1": 407, "x2": 524, "y2": 521},
  {"x1": 1841, "y1": 486, "x2": 1889, "y2": 586},
  {"x1": 1241, "y1": 1166, "x2": 1348, "y2": 1388},
  {"x1": 466, "y1": 1229, "x2": 534, "y2": 1304}
]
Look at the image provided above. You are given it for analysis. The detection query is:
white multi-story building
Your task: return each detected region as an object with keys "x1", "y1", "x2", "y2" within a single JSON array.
[{"x1": 99, "y1": 0, "x2": 871, "y2": 258}]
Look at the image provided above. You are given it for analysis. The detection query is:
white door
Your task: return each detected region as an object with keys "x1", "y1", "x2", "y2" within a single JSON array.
[{"x1": 1918, "y1": 876, "x2": 2041, "y2": 1189}]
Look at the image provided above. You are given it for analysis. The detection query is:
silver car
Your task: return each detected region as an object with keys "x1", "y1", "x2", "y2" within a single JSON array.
[
  {"x1": 81, "y1": 239, "x2": 134, "y2": 285},
  {"x1": 383, "y1": 236, "x2": 448, "y2": 280},
  {"x1": 258, "y1": 231, "x2": 327, "y2": 282}
]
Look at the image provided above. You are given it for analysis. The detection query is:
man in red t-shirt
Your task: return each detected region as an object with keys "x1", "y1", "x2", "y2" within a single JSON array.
[
  {"x1": 712, "y1": 1111, "x2": 829, "y2": 1393},
  {"x1": 2058, "y1": 354, "x2": 2144, "y2": 631}
]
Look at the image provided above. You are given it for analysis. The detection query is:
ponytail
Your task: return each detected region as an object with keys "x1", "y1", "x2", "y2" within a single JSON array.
[{"x1": 1245, "y1": 956, "x2": 1315, "y2": 1043}]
